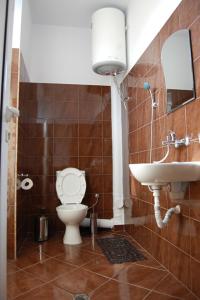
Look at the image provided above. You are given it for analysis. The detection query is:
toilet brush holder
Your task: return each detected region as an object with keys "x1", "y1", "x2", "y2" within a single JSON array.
[{"x1": 34, "y1": 208, "x2": 48, "y2": 242}]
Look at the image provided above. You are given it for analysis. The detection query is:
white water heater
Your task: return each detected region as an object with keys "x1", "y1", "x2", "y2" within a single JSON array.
[{"x1": 91, "y1": 7, "x2": 127, "y2": 75}]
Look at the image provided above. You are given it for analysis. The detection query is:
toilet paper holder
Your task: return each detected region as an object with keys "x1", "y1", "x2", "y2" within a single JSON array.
[
  {"x1": 17, "y1": 173, "x2": 29, "y2": 177},
  {"x1": 17, "y1": 175, "x2": 34, "y2": 191}
]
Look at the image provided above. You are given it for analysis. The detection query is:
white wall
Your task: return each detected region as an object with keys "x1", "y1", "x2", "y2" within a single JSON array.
[
  {"x1": 20, "y1": 0, "x2": 183, "y2": 85},
  {"x1": 126, "y1": 0, "x2": 182, "y2": 73},
  {"x1": 20, "y1": 0, "x2": 32, "y2": 78},
  {"x1": 29, "y1": 24, "x2": 110, "y2": 85},
  {"x1": 12, "y1": 0, "x2": 22, "y2": 48}
]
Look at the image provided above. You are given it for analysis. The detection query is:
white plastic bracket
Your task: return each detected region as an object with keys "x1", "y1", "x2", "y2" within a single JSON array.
[{"x1": 5, "y1": 106, "x2": 20, "y2": 122}]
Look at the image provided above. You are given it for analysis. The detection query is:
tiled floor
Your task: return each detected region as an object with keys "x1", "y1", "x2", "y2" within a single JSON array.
[{"x1": 7, "y1": 230, "x2": 198, "y2": 300}]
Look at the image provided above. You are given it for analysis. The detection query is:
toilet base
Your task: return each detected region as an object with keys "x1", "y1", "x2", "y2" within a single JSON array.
[{"x1": 63, "y1": 224, "x2": 82, "y2": 245}]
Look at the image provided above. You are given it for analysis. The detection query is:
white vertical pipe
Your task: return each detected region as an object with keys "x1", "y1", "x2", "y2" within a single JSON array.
[
  {"x1": 111, "y1": 81, "x2": 125, "y2": 224},
  {"x1": 121, "y1": 96, "x2": 132, "y2": 221}
]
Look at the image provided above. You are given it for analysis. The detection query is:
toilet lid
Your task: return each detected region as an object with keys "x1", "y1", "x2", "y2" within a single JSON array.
[{"x1": 56, "y1": 168, "x2": 86, "y2": 204}]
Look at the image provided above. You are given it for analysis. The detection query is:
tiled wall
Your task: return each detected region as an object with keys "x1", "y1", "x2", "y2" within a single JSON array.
[
  {"x1": 17, "y1": 83, "x2": 112, "y2": 238},
  {"x1": 7, "y1": 49, "x2": 20, "y2": 259},
  {"x1": 124, "y1": 0, "x2": 200, "y2": 297}
]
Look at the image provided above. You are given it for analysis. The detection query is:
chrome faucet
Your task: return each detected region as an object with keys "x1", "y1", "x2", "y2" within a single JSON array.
[
  {"x1": 162, "y1": 131, "x2": 191, "y2": 148},
  {"x1": 168, "y1": 131, "x2": 176, "y2": 143}
]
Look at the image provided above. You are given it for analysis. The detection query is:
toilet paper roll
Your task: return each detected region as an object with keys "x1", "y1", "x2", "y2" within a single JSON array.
[{"x1": 21, "y1": 178, "x2": 33, "y2": 190}]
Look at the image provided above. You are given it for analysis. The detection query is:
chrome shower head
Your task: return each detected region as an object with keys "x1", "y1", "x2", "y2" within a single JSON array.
[
  {"x1": 143, "y1": 82, "x2": 151, "y2": 90},
  {"x1": 143, "y1": 82, "x2": 157, "y2": 108}
]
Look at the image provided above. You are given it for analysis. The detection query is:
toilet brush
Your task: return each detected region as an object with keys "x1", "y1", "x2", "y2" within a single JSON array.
[{"x1": 90, "y1": 193, "x2": 99, "y2": 235}]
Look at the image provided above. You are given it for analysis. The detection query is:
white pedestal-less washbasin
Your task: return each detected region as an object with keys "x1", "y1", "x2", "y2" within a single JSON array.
[
  {"x1": 129, "y1": 162, "x2": 200, "y2": 186},
  {"x1": 129, "y1": 162, "x2": 200, "y2": 229}
]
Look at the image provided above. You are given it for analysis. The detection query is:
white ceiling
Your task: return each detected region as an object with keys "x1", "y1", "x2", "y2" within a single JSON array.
[{"x1": 29, "y1": 0, "x2": 130, "y2": 28}]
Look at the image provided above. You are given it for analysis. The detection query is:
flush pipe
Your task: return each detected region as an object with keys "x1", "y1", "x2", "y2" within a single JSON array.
[{"x1": 149, "y1": 185, "x2": 181, "y2": 229}]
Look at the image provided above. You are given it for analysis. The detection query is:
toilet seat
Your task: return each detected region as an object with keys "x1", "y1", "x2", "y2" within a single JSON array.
[{"x1": 56, "y1": 168, "x2": 86, "y2": 204}]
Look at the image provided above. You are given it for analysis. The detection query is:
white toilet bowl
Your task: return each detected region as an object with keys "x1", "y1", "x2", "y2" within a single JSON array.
[
  {"x1": 56, "y1": 204, "x2": 87, "y2": 244},
  {"x1": 55, "y1": 168, "x2": 88, "y2": 245}
]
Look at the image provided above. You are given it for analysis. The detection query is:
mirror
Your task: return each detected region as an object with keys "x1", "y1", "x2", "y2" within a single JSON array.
[{"x1": 161, "y1": 29, "x2": 195, "y2": 113}]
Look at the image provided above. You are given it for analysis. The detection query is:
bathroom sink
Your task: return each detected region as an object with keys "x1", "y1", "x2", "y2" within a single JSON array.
[{"x1": 129, "y1": 162, "x2": 200, "y2": 186}]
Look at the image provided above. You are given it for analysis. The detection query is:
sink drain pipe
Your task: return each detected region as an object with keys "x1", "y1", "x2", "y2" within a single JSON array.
[{"x1": 149, "y1": 185, "x2": 181, "y2": 229}]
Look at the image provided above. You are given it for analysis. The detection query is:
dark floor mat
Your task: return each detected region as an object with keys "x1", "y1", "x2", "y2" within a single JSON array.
[{"x1": 97, "y1": 236, "x2": 146, "y2": 264}]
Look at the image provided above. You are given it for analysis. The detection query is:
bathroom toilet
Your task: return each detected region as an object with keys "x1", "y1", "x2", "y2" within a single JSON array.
[{"x1": 56, "y1": 167, "x2": 88, "y2": 245}]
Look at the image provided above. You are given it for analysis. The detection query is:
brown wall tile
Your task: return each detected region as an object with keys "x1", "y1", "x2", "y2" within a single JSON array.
[
  {"x1": 54, "y1": 101, "x2": 78, "y2": 119},
  {"x1": 150, "y1": 233, "x2": 169, "y2": 268},
  {"x1": 79, "y1": 85, "x2": 102, "y2": 102},
  {"x1": 36, "y1": 83, "x2": 56, "y2": 101},
  {"x1": 103, "y1": 139, "x2": 112, "y2": 156},
  {"x1": 190, "y1": 219, "x2": 200, "y2": 261},
  {"x1": 7, "y1": 233, "x2": 16, "y2": 259},
  {"x1": 193, "y1": 58, "x2": 200, "y2": 99},
  {"x1": 86, "y1": 174, "x2": 104, "y2": 194},
  {"x1": 102, "y1": 157, "x2": 112, "y2": 174},
  {"x1": 54, "y1": 120, "x2": 78, "y2": 137},
  {"x1": 23, "y1": 138, "x2": 53, "y2": 157},
  {"x1": 54, "y1": 138, "x2": 78, "y2": 156},
  {"x1": 190, "y1": 16, "x2": 200, "y2": 61},
  {"x1": 103, "y1": 121, "x2": 112, "y2": 138},
  {"x1": 79, "y1": 138, "x2": 102, "y2": 156},
  {"x1": 103, "y1": 175, "x2": 113, "y2": 193},
  {"x1": 191, "y1": 257, "x2": 200, "y2": 297},
  {"x1": 79, "y1": 99, "x2": 102, "y2": 120},
  {"x1": 167, "y1": 214, "x2": 190, "y2": 254},
  {"x1": 129, "y1": 109, "x2": 138, "y2": 132},
  {"x1": 7, "y1": 205, "x2": 15, "y2": 234},
  {"x1": 53, "y1": 157, "x2": 78, "y2": 173},
  {"x1": 159, "y1": 10, "x2": 180, "y2": 48},
  {"x1": 79, "y1": 121, "x2": 102, "y2": 138},
  {"x1": 124, "y1": 1, "x2": 200, "y2": 297},
  {"x1": 79, "y1": 157, "x2": 102, "y2": 174},
  {"x1": 17, "y1": 83, "x2": 112, "y2": 246},
  {"x1": 102, "y1": 89, "x2": 111, "y2": 121},
  {"x1": 168, "y1": 244, "x2": 191, "y2": 287},
  {"x1": 104, "y1": 194, "x2": 113, "y2": 211},
  {"x1": 178, "y1": 0, "x2": 200, "y2": 29},
  {"x1": 53, "y1": 84, "x2": 78, "y2": 101},
  {"x1": 20, "y1": 120, "x2": 54, "y2": 138}
]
